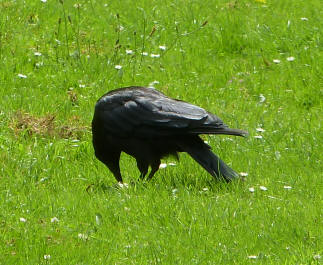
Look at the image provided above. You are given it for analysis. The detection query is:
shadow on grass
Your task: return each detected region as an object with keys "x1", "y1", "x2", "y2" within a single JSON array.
[
  {"x1": 85, "y1": 178, "x2": 152, "y2": 194},
  {"x1": 85, "y1": 173, "x2": 246, "y2": 195},
  {"x1": 160, "y1": 174, "x2": 246, "y2": 193}
]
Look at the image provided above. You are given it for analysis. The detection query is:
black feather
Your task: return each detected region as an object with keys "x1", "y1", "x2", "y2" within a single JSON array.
[{"x1": 92, "y1": 86, "x2": 247, "y2": 183}]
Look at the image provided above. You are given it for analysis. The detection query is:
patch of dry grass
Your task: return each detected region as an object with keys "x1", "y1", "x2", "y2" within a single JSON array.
[{"x1": 10, "y1": 111, "x2": 89, "y2": 139}]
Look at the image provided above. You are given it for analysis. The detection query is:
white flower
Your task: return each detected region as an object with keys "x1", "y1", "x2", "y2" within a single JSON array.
[
  {"x1": 125, "y1": 49, "x2": 133, "y2": 55},
  {"x1": 34, "y1": 52, "x2": 42, "y2": 56},
  {"x1": 117, "y1": 182, "x2": 129, "y2": 188},
  {"x1": 51, "y1": 217, "x2": 59, "y2": 223},
  {"x1": 41, "y1": 0, "x2": 47, "y2": 2},
  {"x1": 273, "y1": 59, "x2": 281, "y2": 64},
  {"x1": 254, "y1": 135, "x2": 263, "y2": 139},
  {"x1": 248, "y1": 187, "x2": 255, "y2": 193},
  {"x1": 78, "y1": 233, "x2": 88, "y2": 240},
  {"x1": 248, "y1": 255, "x2": 258, "y2": 259},
  {"x1": 159, "y1": 162, "x2": 177, "y2": 168},
  {"x1": 256, "y1": 128, "x2": 265, "y2": 132},
  {"x1": 95, "y1": 214, "x2": 102, "y2": 225},
  {"x1": 79, "y1": 84, "x2": 85, "y2": 88},
  {"x1": 239, "y1": 172, "x2": 248, "y2": 177},
  {"x1": 286, "y1": 56, "x2": 295, "y2": 61},
  {"x1": 268, "y1": 195, "x2": 274, "y2": 199},
  {"x1": 39, "y1": 177, "x2": 49, "y2": 182},
  {"x1": 260, "y1": 186, "x2": 267, "y2": 191},
  {"x1": 149, "y1": 80, "x2": 159, "y2": 88},
  {"x1": 159, "y1": 163, "x2": 167, "y2": 169},
  {"x1": 300, "y1": 17, "x2": 308, "y2": 21},
  {"x1": 115, "y1": 65, "x2": 122, "y2": 70},
  {"x1": 284, "y1": 185, "x2": 292, "y2": 190},
  {"x1": 141, "y1": 52, "x2": 148, "y2": 56},
  {"x1": 314, "y1": 254, "x2": 321, "y2": 260},
  {"x1": 266, "y1": 195, "x2": 282, "y2": 200},
  {"x1": 259, "y1": 94, "x2": 266, "y2": 103},
  {"x1": 18, "y1": 74, "x2": 27, "y2": 79},
  {"x1": 20, "y1": 217, "x2": 27, "y2": 222},
  {"x1": 202, "y1": 187, "x2": 209, "y2": 191},
  {"x1": 159, "y1": 45, "x2": 166, "y2": 51},
  {"x1": 44, "y1": 254, "x2": 51, "y2": 260},
  {"x1": 150, "y1": 53, "x2": 160, "y2": 58}
]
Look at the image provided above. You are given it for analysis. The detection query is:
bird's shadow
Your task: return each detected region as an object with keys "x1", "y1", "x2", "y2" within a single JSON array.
[
  {"x1": 85, "y1": 174, "x2": 245, "y2": 195},
  {"x1": 159, "y1": 174, "x2": 245, "y2": 193}
]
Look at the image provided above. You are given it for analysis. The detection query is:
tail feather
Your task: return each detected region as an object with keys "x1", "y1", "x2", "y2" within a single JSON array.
[
  {"x1": 179, "y1": 141, "x2": 239, "y2": 182},
  {"x1": 191, "y1": 127, "x2": 248, "y2": 137}
]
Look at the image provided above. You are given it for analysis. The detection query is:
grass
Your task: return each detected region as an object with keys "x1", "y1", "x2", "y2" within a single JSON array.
[{"x1": 0, "y1": 0, "x2": 322, "y2": 264}]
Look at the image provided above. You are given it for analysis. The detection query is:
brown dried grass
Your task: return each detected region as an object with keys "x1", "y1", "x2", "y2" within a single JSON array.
[{"x1": 10, "y1": 111, "x2": 89, "y2": 140}]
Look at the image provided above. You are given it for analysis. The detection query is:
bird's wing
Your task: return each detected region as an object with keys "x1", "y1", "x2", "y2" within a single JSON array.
[{"x1": 96, "y1": 93, "x2": 226, "y2": 138}]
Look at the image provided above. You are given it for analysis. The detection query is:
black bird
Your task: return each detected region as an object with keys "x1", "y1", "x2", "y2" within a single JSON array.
[{"x1": 92, "y1": 86, "x2": 247, "y2": 183}]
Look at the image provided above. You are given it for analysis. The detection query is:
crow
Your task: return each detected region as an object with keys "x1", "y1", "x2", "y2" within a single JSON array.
[{"x1": 92, "y1": 86, "x2": 247, "y2": 183}]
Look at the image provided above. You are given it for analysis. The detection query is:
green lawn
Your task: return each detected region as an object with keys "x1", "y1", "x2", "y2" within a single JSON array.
[{"x1": 0, "y1": 0, "x2": 322, "y2": 264}]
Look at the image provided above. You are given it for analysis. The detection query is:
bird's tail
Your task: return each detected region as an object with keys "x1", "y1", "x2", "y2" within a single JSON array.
[
  {"x1": 179, "y1": 139, "x2": 239, "y2": 182},
  {"x1": 190, "y1": 127, "x2": 248, "y2": 137}
]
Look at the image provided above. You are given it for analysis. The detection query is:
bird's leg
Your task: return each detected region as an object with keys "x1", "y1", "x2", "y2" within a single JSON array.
[
  {"x1": 105, "y1": 163, "x2": 122, "y2": 183},
  {"x1": 111, "y1": 168, "x2": 123, "y2": 183},
  {"x1": 146, "y1": 159, "x2": 161, "y2": 181},
  {"x1": 136, "y1": 160, "x2": 149, "y2": 180},
  {"x1": 103, "y1": 152, "x2": 122, "y2": 183}
]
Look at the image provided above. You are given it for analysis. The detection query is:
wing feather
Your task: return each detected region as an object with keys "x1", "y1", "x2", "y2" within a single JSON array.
[{"x1": 96, "y1": 87, "x2": 226, "y2": 138}]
